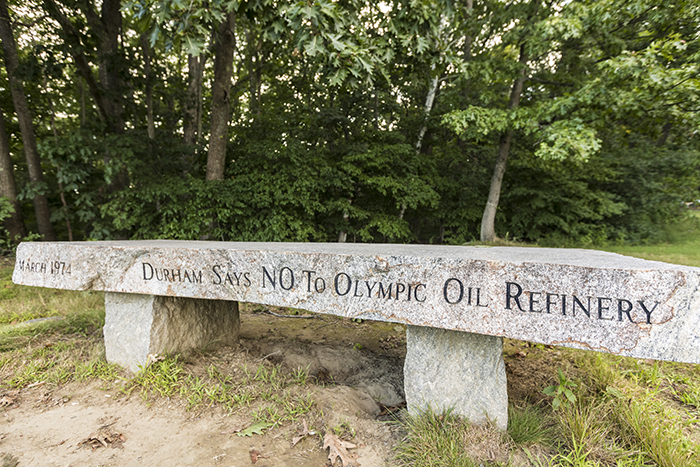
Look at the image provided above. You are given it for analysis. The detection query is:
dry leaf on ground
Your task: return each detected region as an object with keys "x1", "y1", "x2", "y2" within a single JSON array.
[
  {"x1": 249, "y1": 448, "x2": 267, "y2": 464},
  {"x1": 0, "y1": 396, "x2": 17, "y2": 408},
  {"x1": 292, "y1": 419, "x2": 315, "y2": 446},
  {"x1": 78, "y1": 427, "x2": 125, "y2": 450},
  {"x1": 323, "y1": 432, "x2": 360, "y2": 467},
  {"x1": 221, "y1": 426, "x2": 243, "y2": 435}
]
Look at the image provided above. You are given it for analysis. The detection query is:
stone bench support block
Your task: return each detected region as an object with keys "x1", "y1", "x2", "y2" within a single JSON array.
[
  {"x1": 404, "y1": 325, "x2": 508, "y2": 430},
  {"x1": 104, "y1": 293, "x2": 240, "y2": 372}
]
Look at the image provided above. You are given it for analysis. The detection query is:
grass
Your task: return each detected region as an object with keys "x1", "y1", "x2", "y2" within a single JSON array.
[
  {"x1": 599, "y1": 212, "x2": 700, "y2": 268},
  {"x1": 395, "y1": 348, "x2": 700, "y2": 466},
  {"x1": 395, "y1": 406, "x2": 511, "y2": 466},
  {"x1": 0, "y1": 263, "x2": 318, "y2": 433}
]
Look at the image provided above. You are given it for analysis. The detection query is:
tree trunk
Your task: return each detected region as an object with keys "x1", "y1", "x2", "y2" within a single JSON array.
[
  {"x1": 245, "y1": 27, "x2": 263, "y2": 118},
  {"x1": 140, "y1": 34, "x2": 155, "y2": 140},
  {"x1": 415, "y1": 72, "x2": 440, "y2": 154},
  {"x1": 480, "y1": 45, "x2": 528, "y2": 242},
  {"x1": 44, "y1": 81, "x2": 74, "y2": 242},
  {"x1": 82, "y1": 0, "x2": 124, "y2": 134},
  {"x1": 0, "y1": 104, "x2": 26, "y2": 239},
  {"x1": 480, "y1": 130, "x2": 513, "y2": 242},
  {"x1": 0, "y1": 0, "x2": 56, "y2": 240},
  {"x1": 184, "y1": 54, "x2": 206, "y2": 146},
  {"x1": 206, "y1": 10, "x2": 236, "y2": 181}
]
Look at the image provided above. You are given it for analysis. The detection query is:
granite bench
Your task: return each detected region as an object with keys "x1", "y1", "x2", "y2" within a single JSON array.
[{"x1": 12, "y1": 241, "x2": 700, "y2": 430}]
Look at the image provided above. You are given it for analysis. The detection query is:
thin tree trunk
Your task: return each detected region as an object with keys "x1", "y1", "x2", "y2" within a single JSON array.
[
  {"x1": 184, "y1": 53, "x2": 207, "y2": 146},
  {"x1": 79, "y1": 0, "x2": 129, "y2": 194},
  {"x1": 45, "y1": 80, "x2": 74, "y2": 242},
  {"x1": 406, "y1": 67, "x2": 441, "y2": 220},
  {"x1": 463, "y1": 0, "x2": 473, "y2": 59},
  {"x1": 82, "y1": 0, "x2": 124, "y2": 134},
  {"x1": 140, "y1": 34, "x2": 155, "y2": 140},
  {"x1": 206, "y1": 10, "x2": 236, "y2": 181},
  {"x1": 184, "y1": 54, "x2": 199, "y2": 146},
  {"x1": 0, "y1": 104, "x2": 26, "y2": 239},
  {"x1": 245, "y1": 27, "x2": 263, "y2": 118},
  {"x1": 80, "y1": 76, "x2": 86, "y2": 126},
  {"x1": 415, "y1": 71, "x2": 440, "y2": 154},
  {"x1": 480, "y1": 44, "x2": 528, "y2": 242},
  {"x1": 0, "y1": 0, "x2": 56, "y2": 240}
]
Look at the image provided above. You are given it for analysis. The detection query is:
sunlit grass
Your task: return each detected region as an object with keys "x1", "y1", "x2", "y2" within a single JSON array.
[
  {"x1": 0, "y1": 265, "x2": 104, "y2": 325},
  {"x1": 600, "y1": 212, "x2": 700, "y2": 267}
]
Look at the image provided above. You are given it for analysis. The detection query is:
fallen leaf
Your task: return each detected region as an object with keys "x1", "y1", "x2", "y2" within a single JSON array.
[
  {"x1": 145, "y1": 353, "x2": 164, "y2": 367},
  {"x1": 292, "y1": 419, "x2": 315, "y2": 446},
  {"x1": 0, "y1": 396, "x2": 17, "y2": 408},
  {"x1": 516, "y1": 351, "x2": 527, "y2": 358},
  {"x1": 249, "y1": 448, "x2": 268, "y2": 464},
  {"x1": 323, "y1": 432, "x2": 360, "y2": 467},
  {"x1": 236, "y1": 421, "x2": 271, "y2": 437},
  {"x1": 378, "y1": 401, "x2": 406, "y2": 416},
  {"x1": 78, "y1": 427, "x2": 125, "y2": 450}
]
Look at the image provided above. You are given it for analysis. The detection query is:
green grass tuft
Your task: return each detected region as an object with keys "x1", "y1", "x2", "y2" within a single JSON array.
[{"x1": 395, "y1": 407, "x2": 510, "y2": 467}]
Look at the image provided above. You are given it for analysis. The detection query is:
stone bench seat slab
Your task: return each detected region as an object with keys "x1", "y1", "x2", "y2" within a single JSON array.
[{"x1": 12, "y1": 240, "x2": 700, "y2": 364}]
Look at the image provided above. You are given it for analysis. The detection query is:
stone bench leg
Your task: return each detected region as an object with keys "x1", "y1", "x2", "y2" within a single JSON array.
[
  {"x1": 104, "y1": 293, "x2": 240, "y2": 372},
  {"x1": 403, "y1": 325, "x2": 508, "y2": 430}
]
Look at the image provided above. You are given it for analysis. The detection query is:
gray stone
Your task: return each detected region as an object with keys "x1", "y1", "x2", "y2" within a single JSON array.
[
  {"x1": 404, "y1": 325, "x2": 508, "y2": 430},
  {"x1": 13, "y1": 240, "x2": 700, "y2": 363},
  {"x1": 104, "y1": 293, "x2": 239, "y2": 371}
]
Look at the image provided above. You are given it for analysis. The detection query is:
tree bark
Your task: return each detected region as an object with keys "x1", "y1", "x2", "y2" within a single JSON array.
[
  {"x1": 0, "y1": 104, "x2": 27, "y2": 239},
  {"x1": 140, "y1": 34, "x2": 155, "y2": 140},
  {"x1": 44, "y1": 81, "x2": 74, "y2": 242},
  {"x1": 480, "y1": 44, "x2": 528, "y2": 242},
  {"x1": 184, "y1": 54, "x2": 206, "y2": 145},
  {"x1": 415, "y1": 72, "x2": 440, "y2": 154},
  {"x1": 80, "y1": 0, "x2": 124, "y2": 134},
  {"x1": 206, "y1": 10, "x2": 236, "y2": 181},
  {"x1": 0, "y1": 0, "x2": 56, "y2": 240}
]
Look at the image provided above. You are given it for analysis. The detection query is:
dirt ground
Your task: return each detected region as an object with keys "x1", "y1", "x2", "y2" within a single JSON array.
[
  {"x1": 0, "y1": 306, "x2": 411, "y2": 467},
  {"x1": 0, "y1": 302, "x2": 551, "y2": 467}
]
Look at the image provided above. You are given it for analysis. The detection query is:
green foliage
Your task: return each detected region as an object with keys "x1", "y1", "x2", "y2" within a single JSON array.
[
  {"x1": 0, "y1": 197, "x2": 17, "y2": 254},
  {"x1": 3, "y1": 0, "x2": 699, "y2": 246},
  {"x1": 544, "y1": 369, "x2": 578, "y2": 410},
  {"x1": 535, "y1": 119, "x2": 601, "y2": 162}
]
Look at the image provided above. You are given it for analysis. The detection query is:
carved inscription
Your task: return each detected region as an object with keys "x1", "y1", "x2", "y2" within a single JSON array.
[
  {"x1": 133, "y1": 261, "x2": 663, "y2": 325},
  {"x1": 142, "y1": 262, "x2": 203, "y2": 283},
  {"x1": 505, "y1": 282, "x2": 659, "y2": 325},
  {"x1": 16, "y1": 259, "x2": 71, "y2": 275}
]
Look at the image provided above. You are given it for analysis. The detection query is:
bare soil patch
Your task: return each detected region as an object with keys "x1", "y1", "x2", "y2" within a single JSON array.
[
  {"x1": 0, "y1": 305, "x2": 408, "y2": 466},
  {"x1": 0, "y1": 301, "x2": 565, "y2": 466}
]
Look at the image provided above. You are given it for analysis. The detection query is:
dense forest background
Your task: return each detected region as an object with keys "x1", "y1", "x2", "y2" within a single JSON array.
[{"x1": 0, "y1": 0, "x2": 698, "y2": 248}]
